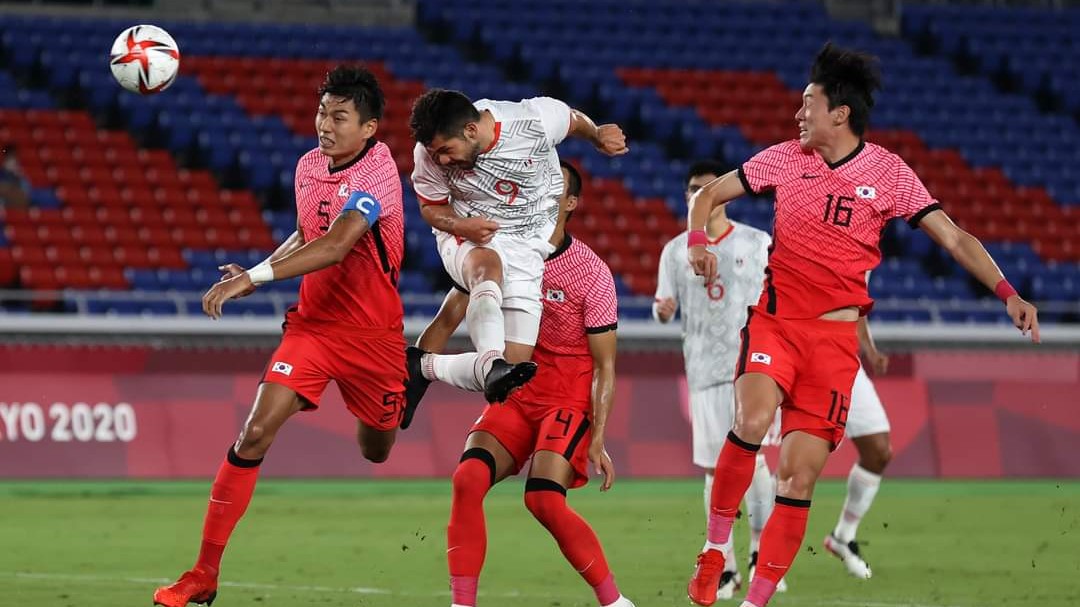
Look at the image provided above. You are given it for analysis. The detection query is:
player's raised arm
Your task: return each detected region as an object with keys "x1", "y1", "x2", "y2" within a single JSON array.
[
  {"x1": 686, "y1": 170, "x2": 747, "y2": 282},
  {"x1": 587, "y1": 326, "x2": 617, "y2": 491},
  {"x1": 567, "y1": 108, "x2": 628, "y2": 156},
  {"x1": 917, "y1": 210, "x2": 1039, "y2": 342},
  {"x1": 202, "y1": 195, "x2": 378, "y2": 319}
]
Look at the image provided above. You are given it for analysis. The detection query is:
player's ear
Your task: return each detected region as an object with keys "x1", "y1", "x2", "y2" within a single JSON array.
[
  {"x1": 565, "y1": 194, "x2": 579, "y2": 214},
  {"x1": 360, "y1": 117, "x2": 378, "y2": 139},
  {"x1": 832, "y1": 104, "x2": 850, "y2": 126},
  {"x1": 463, "y1": 121, "x2": 479, "y2": 141}
]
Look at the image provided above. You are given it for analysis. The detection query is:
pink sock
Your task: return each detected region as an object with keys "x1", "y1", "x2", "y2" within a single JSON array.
[
  {"x1": 745, "y1": 576, "x2": 777, "y2": 606},
  {"x1": 451, "y1": 575, "x2": 478, "y2": 606},
  {"x1": 594, "y1": 573, "x2": 619, "y2": 605}
]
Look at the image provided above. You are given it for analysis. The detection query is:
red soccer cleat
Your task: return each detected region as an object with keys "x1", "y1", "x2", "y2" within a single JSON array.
[
  {"x1": 687, "y1": 548, "x2": 726, "y2": 606},
  {"x1": 153, "y1": 568, "x2": 218, "y2": 607}
]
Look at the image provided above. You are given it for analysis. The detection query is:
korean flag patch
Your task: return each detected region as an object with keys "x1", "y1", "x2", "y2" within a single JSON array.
[{"x1": 855, "y1": 185, "x2": 876, "y2": 199}]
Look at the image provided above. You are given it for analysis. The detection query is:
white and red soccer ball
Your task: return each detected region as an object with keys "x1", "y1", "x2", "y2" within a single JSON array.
[{"x1": 109, "y1": 24, "x2": 180, "y2": 95}]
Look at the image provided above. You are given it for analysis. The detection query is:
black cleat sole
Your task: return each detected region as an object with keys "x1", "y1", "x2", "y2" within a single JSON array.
[{"x1": 484, "y1": 361, "x2": 538, "y2": 403}]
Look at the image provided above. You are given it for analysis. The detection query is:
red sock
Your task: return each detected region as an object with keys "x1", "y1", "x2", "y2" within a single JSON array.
[
  {"x1": 524, "y1": 479, "x2": 620, "y2": 606},
  {"x1": 707, "y1": 431, "x2": 760, "y2": 544},
  {"x1": 746, "y1": 497, "x2": 811, "y2": 606},
  {"x1": 195, "y1": 446, "x2": 262, "y2": 576},
  {"x1": 447, "y1": 449, "x2": 496, "y2": 606}
]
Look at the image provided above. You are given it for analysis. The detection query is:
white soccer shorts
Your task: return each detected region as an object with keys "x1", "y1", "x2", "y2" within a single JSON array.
[
  {"x1": 689, "y1": 382, "x2": 782, "y2": 468},
  {"x1": 436, "y1": 229, "x2": 555, "y2": 346},
  {"x1": 844, "y1": 365, "x2": 891, "y2": 439}
]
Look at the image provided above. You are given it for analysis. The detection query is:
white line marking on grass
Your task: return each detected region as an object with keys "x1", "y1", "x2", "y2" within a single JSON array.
[{"x1": 3, "y1": 571, "x2": 972, "y2": 606}]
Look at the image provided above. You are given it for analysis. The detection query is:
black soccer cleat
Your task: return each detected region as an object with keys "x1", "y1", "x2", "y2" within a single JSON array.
[
  {"x1": 483, "y1": 358, "x2": 538, "y2": 403},
  {"x1": 400, "y1": 346, "x2": 431, "y2": 430}
]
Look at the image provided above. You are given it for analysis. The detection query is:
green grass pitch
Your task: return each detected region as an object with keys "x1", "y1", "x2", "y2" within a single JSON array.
[{"x1": 2, "y1": 479, "x2": 1078, "y2": 606}]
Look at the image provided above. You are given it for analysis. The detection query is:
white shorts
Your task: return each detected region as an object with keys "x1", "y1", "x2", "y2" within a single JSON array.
[
  {"x1": 436, "y1": 229, "x2": 555, "y2": 345},
  {"x1": 689, "y1": 383, "x2": 782, "y2": 468},
  {"x1": 844, "y1": 365, "x2": 891, "y2": 439}
]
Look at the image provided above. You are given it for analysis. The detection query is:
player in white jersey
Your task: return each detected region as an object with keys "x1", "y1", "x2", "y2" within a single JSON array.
[
  {"x1": 654, "y1": 160, "x2": 781, "y2": 599},
  {"x1": 823, "y1": 315, "x2": 893, "y2": 579},
  {"x1": 404, "y1": 89, "x2": 627, "y2": 419}
]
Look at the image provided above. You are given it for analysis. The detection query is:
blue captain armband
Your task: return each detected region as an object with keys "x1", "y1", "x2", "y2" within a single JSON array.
[{"x1": 341, "y1": 190, "x2": 382, "y2": 223}]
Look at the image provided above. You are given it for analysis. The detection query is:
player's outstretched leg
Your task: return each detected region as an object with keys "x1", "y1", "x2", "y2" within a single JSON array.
[
  {"x1": 154, "y1": 384, "x2": 302, "y2": 607},
  {"x1": 689, "y1": 373, "x2": 780, "y2": 607},
  {"x1": 742, "y1": 431, "x2": 829, "y2": 607},
  {"x1": 447, "y1": 432, "x2": 516, "y2": 607},
  {"x1": 526, "y1": 452, "x2": 633, "y2": 607},
  {"x1": 824, "y1": 432, "x2": 889, "y2": 579}
]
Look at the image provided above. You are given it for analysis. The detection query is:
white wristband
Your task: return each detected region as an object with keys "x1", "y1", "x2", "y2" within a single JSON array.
[{"x1": 246, "y1": 261, "x2": 274, "y2": 285}]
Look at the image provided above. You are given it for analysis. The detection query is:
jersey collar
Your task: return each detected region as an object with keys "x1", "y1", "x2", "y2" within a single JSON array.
[
  {"x1": 824, "y1": 139, "x2": 865, "y2": 170},
  {"x1": 547, "y1": 233, "x2": 572, "y2": 260},
  {"x1": 707, "y1": 223, "x2": 735, "y2": 244},
  {"x1": 327, "y1": 138, "x2": 377, "y2": 175},
  {"x1": 480, "y1": 120, "x2": 502, "y2": 155}
]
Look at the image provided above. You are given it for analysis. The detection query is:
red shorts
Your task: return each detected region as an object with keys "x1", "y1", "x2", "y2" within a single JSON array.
[
  {"x1": 263, "y1": 319, "x2": 406, "y2": 431},
  {"x1": 735, "y1": 310, "x2": 859, "y2": 449},
  {"x1": 471, "y1": 402, "x2": 593, "y2": 488}
]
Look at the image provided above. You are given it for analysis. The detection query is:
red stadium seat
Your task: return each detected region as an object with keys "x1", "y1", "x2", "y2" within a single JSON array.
[{"x1": 90, "y1": 265, "x2": 129, "y2": 290}]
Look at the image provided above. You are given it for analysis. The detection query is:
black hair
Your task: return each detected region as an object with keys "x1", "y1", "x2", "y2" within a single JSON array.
[
  {"x1": 809, "y1": 42, "x2": 881, "y2": 137},
  {"x1": 318, "y1": 65, "x2": 385, "y2": 121},
  {"x1": 409, "y1": 89, "x2": 481, "y2": 146},
  {"x1": 685, "y1": 159, "x2": 726, "y2": 186},
  {"x1": 560, "y1": 159, "x2": 582, "y2": 197}
]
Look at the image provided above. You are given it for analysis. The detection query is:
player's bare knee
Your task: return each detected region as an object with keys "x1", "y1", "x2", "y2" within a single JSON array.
[
  {"x1": 361, "y1": 443, "x2": 391, "y2": 463},
  {"x1": 464, "y1": 251, "x2": 503, "y2": 286},
  {"x1": 776, "y1": 469, "x2": 817, "y2": 500},
  {"x1": 732, "y1": 411, "x2": 773, "y2": 444},
  {"x1": 861, "y1": 444, "x2": 892, "y2": 474},
  {"x1": 236, "y1": 423, "x2": 272, "y2": 456}
]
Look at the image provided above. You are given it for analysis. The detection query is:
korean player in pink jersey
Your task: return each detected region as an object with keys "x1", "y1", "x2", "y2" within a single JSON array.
[
  {"x1": 154, "y1": 66, "x2": 405, "y2": 607},
  {"x1": 404, "y1": 89, "x2": 627, "y2": 417},
  {"x1": 684, "y1": 44, "x2": 1039, "y2": 607},
  {"x1": 404, "y1": 161, "x2": 634, "y2": 607}
]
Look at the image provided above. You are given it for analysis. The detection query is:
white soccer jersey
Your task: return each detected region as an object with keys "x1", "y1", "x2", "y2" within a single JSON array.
[
  {"x1": 655, "y1": 222, "x2": 771, "y2": 391},
  {"x1": 411, "y1": 96, "x2": 571, "y2": 239}
]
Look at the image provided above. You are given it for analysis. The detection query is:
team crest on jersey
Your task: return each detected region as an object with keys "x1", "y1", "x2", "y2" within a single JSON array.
[
  {"x1": 855, "y1": 185, "x2": 876, "y2": 199},
  {"x1": 271, "y1": 361, "x2": 293, "y2": 376},
  {"x1": 338, "y1": 184, "x2": 349, "y2": 197},
  {"x1": 545, "y1": 289, "x2": 566, "y2": 303}
]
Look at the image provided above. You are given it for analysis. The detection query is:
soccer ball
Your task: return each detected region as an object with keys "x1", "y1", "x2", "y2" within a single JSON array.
[{"x1": 109, "y1": 25, "x2": 180, "y2": 95}]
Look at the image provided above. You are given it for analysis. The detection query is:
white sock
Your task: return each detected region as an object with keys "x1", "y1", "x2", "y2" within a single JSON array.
[
  {"x1": 425, "y1": 352, "x2": 483, "y2": 391},
  {"x1": 834, "y1": 464, "x2": 882, "y2": 543},
  {"x1": 745, "y1": 453, "x2": 774, "y2": 554},
  {"x1": 466, "y1": 280, "x2": 504, "y2": 378},
  {"x1": 703, "y1": 472, "x2": 714, "y2": 523}
]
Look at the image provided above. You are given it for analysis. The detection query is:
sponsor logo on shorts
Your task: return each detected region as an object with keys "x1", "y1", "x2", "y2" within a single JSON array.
[
  {"x1": 855, "y1": 185, "x2": 876, "y2": 199},
  {"x1": 271, "y1": 361, "x2": 293, "y2": 376},
  {"x1": 545, "y1": 289, "x2": 566, "y2": 303},
  {"x1": 338, "y1": 183, "x2": 349, "y2": 197},
  {"x1": 750, "y1": 352, "x2": 772, "y2": 365}
]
